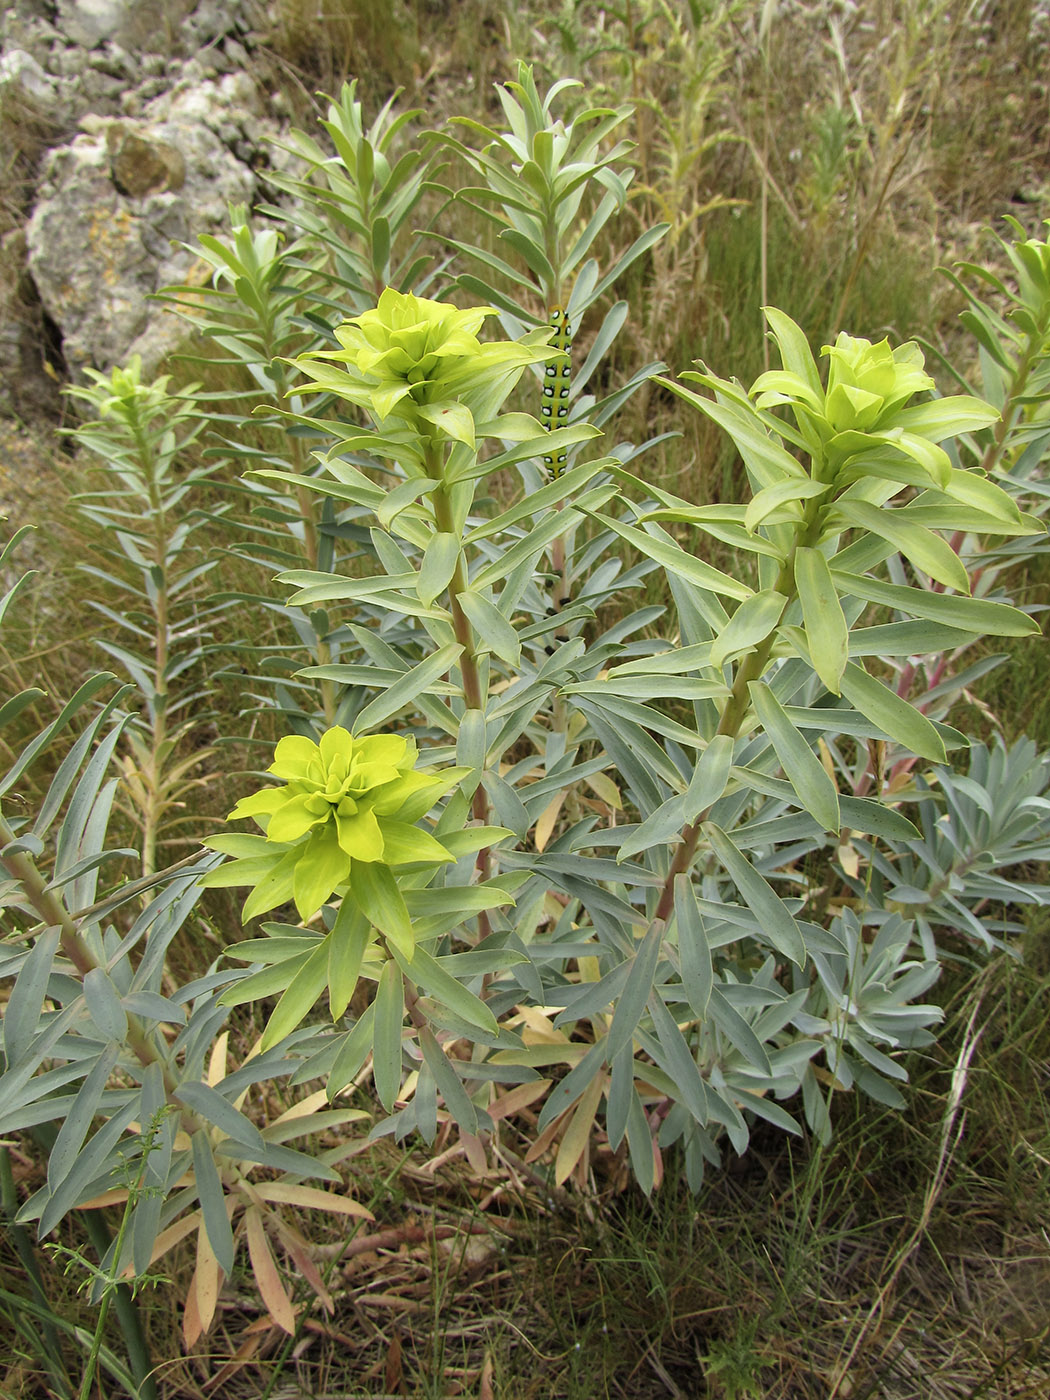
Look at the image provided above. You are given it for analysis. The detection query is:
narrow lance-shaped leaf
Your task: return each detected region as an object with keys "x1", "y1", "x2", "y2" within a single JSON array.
[
  {"x1": 794, "y1": 546, "x2": 848, "y2": 694},
  {"x1": 3, "y1": 927, "x2": 61, "y2": 1069},
  {"x1": 458, "y1": 589, "x2": 521, "y2": 667},
  {"x1": 351, "y1": 863, "x2": 415, "y2": 961},
  {"x1": 710, "y1": 591, "x2": 787, "y2": 669},
  {"x1": 749, "y1": 681, "x2": 840, "y2": 831},
  {"x1": 192, "y1": 1129, "x2": 235, "y2": 1277},
  {"x1": 833, "y1": 500, "x2": 971, "y2": 594},
  {"x1": 328, "y1": 899, "x2": 373, "y2": 1021},
  {"x1": 674, "y1": 875, "x2": 713, "y2": 1020},
  {"x1": 391, "y1": 944, "x2": 498, "y2": 1035},
  {"x1": 417, "y1": 531, "x2": 461, "y2": 606},
  {"x1": 703, "y1": 823, "x2": 806, "y2": 966},
  {"x1": 646, "y1": 993, "x2": 708, "y2": 1126},
  {"x1": 245, "y1": 1207, "x2": 295, "y2": 1334},
  {"x1": 616, "y1": 733, "x2": 734, "y2": 863},
  {"x1": 832, "y1": 570, "x2": 1038, "y2": 636},
  {"x1": 745, "y1": 478, "x2": 828, "y2": 533},
  {"x1": 838, "y1": 661, "x2": 947, "y2": 764},
  {"x1": 46, "y1": 1041, "x2": 121, "y2": 1193},
  {"x1": 352, "y1": 644, "x2": 463, "y2": 734},
  {"x1": 258, "y1": 939, "x2": 332, "y2": 1051},
  {"x1": 418, "y1": 1027, "x2": 479, "y2": 1136},
  {"x1": 36, "y1": 1100, "x2": 139, "y2": 1237},
  {"x1": 606, "y1": 1046, "x2": 635, "y2": 1151},
  {"x1": 372, "y1": 959, "x2": 405, "y2": 1113},
  {"x1": 554, "y1": 1072, "x2": 605, "y2": 1186},
  {"x1": 83, "y1": 968, "x2": 128, "y2": 1042},
  {"x1": 707, "y1": 987, "x2": 773, "y2": 1076},
  {"x1": 606, "y1": 921, "x2": 665, "y2": 1063},
  {"x1": 624, "y1": 1079, "x2": 656, "y2": 1195},
  {"x1": 588, "y1": 512, "x2": 754, "y2": 601},
  {"x1": 327, "y1": 1003, "x2": 376, "y2": 1100},
  {"x1": 763, "y1": 306, "x2": 822, "y2": 398},
  {"x1": 174, "y1": 1081, "x2": 266, "y2": 1152}
]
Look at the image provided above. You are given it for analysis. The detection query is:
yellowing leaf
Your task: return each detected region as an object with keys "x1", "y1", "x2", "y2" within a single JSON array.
[
  {"x1": 584, "y1": 771, "x2": 622, "y2": 809},
  {"x1": 511, "y1": 1005, "x2": 567, "y2": 1043},
  {"x1": 535, "y1": 789, "x2": 567, "y2": 852},
  {"x1": 460, "y1": 1131, "x2": 488, "y2": 1175},
  {"x1": 268, "y1": 1089, "x2": 329, "y2": 1128},
  {"x1": 183, "y1": 1271, "x2": 203, "y2": 1351},
  {"x1": 207, "y1": 1031, "x2": 229, "y2": 1088},
  {"x1": 554, "y1": 1073, "x2": 605, "y2": 1185},
  {"x1": 245, "y1": 1207, "x2": 296, "y2": 1334},
  {"x1": 189, "y1": 1225, "x2": 222, "y2": 1346},
  {"x1": 487, "y1": 1080, "x2": 552, "y2": 1122},
  {"x1": 838, "y1": 842, "x2": 860, "y2": 879},
  {"x1": 525, "y1": 1108, "x2": 570, "y2": 1163},
  {"x1": 78, "y1": 1189, "x2": 129, "y2": 1210},
  {"x1": 271, "y1": 1216, "x2": 333, "y2": 1312},
  {"x1": 253, "y1": 1183, "x2": 374, "y2": 1220}
]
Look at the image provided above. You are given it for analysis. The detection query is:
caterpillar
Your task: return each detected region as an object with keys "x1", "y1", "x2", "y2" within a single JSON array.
[
  {"x1": 541, "y1": 304, "x2": 572, "y2": 478},
  {"x1": 536, "y1": 306, "x2": 574, "y2": 654}
]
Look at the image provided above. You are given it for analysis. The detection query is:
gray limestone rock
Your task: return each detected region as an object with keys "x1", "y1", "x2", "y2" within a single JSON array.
[
  {"x1": 54, "y1": 1, "x2": 197, "y2": 52},
  {"x1": 55, "y1": 0, "x2": 136, "y2": 49},
  {"x1": 25, "y1": 83, "x2": 261, "y2": 376},
  {"x1": 0, "y1": 48, "x2": 58, "y2": 107},
  {"x1": 1, "y1": 2, "x2": 283, "y2": 410}
]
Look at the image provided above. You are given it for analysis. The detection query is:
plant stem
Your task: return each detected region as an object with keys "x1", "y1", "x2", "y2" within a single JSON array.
[
  {"x1": 653, "y1": 499, "x2": 824, "y2": 923},
  {"x1": 428, "y1": 452, "x2": 493, "y2": 930},
  {"x1": 288, "y1": 431, "x2": 338, "y2": 728},
  {"x1": 430, "y1": 465, "x2": 487, "y2": 751},
  {"x1": 139, "y1": 424, "x2": 168, "y2": 881}
]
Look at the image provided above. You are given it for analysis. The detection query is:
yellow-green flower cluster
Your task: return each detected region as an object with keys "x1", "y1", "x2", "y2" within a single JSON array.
[
  {"x1": 821, "y1": 335, "x2": 934, "y2": 434},
  {"x1": 751, "y1": 317, "x2": 997, "y2": 487},
  {"x1": 291, "y1": 288, "x2": 552, "y2": 451},
  {"x1": 203, "y1": 727, "x2": 457, "y2": 921}
]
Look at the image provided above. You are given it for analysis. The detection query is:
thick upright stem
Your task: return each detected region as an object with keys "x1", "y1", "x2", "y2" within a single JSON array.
[
  {"x1": 428, "y1": 454, "x2": 492, "y2": 925},
  {"x1": 431, "y1": 480, "x2": 485, "y2": 724},
  {"x1": 141, "y1": 430, "x2": 168, "y2": 880},
  {"x1": 289, "y1": 432, "x2": 338, "y2": 728},
  {"x1": 653, "y1": 498, "x2": 826, "y2": 923}
]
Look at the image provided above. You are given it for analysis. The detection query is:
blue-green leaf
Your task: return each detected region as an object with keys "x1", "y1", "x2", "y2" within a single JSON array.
[
  {"x1": 674, "y1": 876, "x2": 713, "y2": 1019},
  {"x1": 749, "y1": 681, "x2": 840, "y2": 831},
  {"x1": 192, "y1": 1129, "x2": 235, "y2": 1275},
  {"x1": 372, "y1": 960, "x2": 405, "y2": 1112},
  {"x1": 703, "y1": 823, "x2": 806, "y2": 966},
  {"x1": 606, "y1": 922, "x2": 665, "y2": 1063}
]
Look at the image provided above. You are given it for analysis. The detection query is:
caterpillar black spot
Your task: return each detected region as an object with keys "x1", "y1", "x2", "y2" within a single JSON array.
[{"x1": 541, "y1": 304, "x2": 572, "y2": 479}]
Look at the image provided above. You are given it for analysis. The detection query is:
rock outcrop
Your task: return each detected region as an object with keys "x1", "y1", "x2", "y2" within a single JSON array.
[
  {"x1": 26, "y1": 75, "x2": 263, "y2": 377},
  {"x1": 0, "y1": 0, "x2": 282, "y2": 415}
]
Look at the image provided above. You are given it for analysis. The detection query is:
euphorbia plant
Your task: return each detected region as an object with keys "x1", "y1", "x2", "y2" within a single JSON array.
[{"x1": 211, "y1": 288, "x2": 1042, "y2": 1191}]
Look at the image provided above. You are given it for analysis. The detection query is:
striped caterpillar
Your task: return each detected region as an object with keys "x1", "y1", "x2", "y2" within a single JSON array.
[
  {"x1": 540, "y1": 304, "x2": 572, "y2": 478},
  {"x1": 540, "y1": 304, "x2": 573, "y2": 653}
]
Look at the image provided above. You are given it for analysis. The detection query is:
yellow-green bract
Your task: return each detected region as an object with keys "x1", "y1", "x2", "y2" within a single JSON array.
[
  {"x1": 749, "y1": 311, "x2": 999, "y2": 486},
  {"x1": 290, "y1": 288, "x2": 554, "y2": 451},
  {"x1": 202, "y1": 727, "x2": 459, "y2": 921}
]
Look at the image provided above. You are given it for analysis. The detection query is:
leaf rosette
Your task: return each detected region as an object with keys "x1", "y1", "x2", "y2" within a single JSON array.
[{"x1": 203, "y1": 727, "x2": 459, "y2": 921}]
